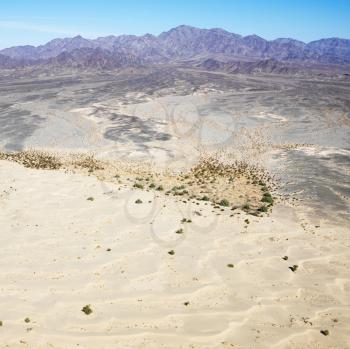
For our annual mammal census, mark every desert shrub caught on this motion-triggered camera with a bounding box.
[257,205,268,212]
[82,305,93,315]
[261,192,274,204]
[219,199,230,207]
[133,183,144,189]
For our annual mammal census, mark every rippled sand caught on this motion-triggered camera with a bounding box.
[0,160,349,348]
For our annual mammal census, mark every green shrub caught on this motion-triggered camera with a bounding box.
[82,305,93,315]
[258,205,268,212]
[133,183,144,189]
[261,192,274,204]
[219,199,230,207]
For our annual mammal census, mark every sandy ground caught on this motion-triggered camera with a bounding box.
[1,160,349,349]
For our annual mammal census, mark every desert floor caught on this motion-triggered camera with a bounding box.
[0,68,349,348]
[0,160,349,349]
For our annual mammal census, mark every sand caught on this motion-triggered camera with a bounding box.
[0,159,349,349]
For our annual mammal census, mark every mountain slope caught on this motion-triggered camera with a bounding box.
[1,25,349,69]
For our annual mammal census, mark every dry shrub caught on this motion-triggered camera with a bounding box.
[70,154,104,172]
[0,149,62,170]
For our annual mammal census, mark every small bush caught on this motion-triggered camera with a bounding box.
[156,185,164,191]
[175,228,184,234]
[133,183,144,189]
[135,199,143,204]
[201,196,210,201]
[258,205,268,212]
[82,305,93,315]
[289,265,298,272]
[261,192,274,205]
[24,318,30,323]
[149,183,156,188]
[87,197,94,201]
[227,264,234,268]
[219,199,230,207]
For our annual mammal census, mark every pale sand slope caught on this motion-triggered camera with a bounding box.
[0,160,349,349]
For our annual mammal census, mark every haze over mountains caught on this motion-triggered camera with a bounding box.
[1,25,350,71]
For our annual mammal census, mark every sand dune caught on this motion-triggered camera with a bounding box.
[0,160,349,348]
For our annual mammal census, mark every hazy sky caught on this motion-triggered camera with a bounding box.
[0,0,349,49]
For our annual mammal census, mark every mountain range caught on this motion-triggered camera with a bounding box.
[1,25,350,72]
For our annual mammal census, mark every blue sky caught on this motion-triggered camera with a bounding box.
[0,0,349,49]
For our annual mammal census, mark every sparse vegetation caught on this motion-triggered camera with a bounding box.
[0,150,62,170]
[0,151,274,215]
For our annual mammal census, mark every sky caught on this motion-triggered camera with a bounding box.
[0,0,349,49]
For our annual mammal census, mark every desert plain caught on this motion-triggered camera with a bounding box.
[0,66,349,348]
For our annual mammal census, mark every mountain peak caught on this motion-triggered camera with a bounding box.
[0,25,349,66]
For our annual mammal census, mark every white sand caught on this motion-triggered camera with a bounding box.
[0,160,349,348]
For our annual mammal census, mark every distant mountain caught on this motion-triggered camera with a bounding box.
[198,58,306,74]
[44,48,143,69]
[1,25,350,70]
